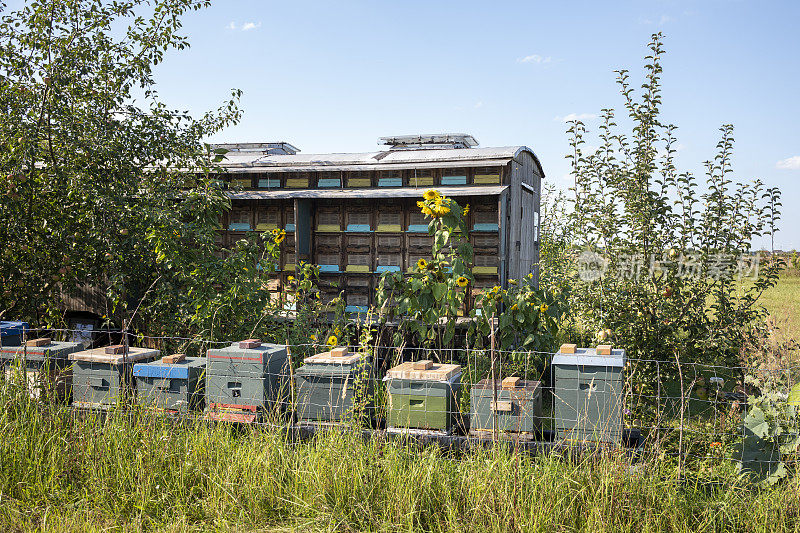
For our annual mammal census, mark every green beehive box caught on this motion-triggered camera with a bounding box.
[385,361,462,432]
[206,339,289,419]
[70,345,160,409]
[1,338,81,401]
[294,347,373,422]
[552,346,625,443]
[133,355,206,414]
[469,377,542,435]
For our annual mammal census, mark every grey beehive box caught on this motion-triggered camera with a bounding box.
[470,378,542,435]
[205,340,289,418]
[133,356,206,414]
[552,347,626,443]
[1,339,81,401]
[294,349,373,422]
[70,346,160,409]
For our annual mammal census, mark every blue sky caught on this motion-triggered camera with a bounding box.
[42,1,800,248]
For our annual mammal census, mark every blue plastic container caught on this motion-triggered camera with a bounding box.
[0,321,29,346]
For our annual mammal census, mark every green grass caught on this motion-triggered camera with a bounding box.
[759,276,800,340]
[0,386,798,532]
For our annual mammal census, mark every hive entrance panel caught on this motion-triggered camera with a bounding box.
[410,169,435,187]
[318,171,341,188]
[229,207,252,231]
[258,173,282,189]
[255,207,280,232]
[346,210,372,232]
[376,252,402,273]
[407,234,433,251]
[473,166,502,185]
[377,234,402,252]
[407,211,430,233]
[441,167,467,186]
[378,170,403,187]
[316,208,342,232]
[472,233,499,253]
[345,253,371,273]
[377,211,402,233]
[346,170,372,188]
[472,254,499,275]
[284,206,296,232]
[316,253,342,273]
[472,207,500,232]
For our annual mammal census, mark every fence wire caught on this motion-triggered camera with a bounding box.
[0,326,797,476]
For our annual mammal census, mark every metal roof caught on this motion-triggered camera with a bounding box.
[211,142,300,155]
[219,145,541,174]
[227,185,509,200]
[379,133,479,149]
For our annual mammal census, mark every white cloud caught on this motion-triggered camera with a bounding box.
[226,21,261,31]
[518,54,552,64]
[553,113,598,123]
[776,156,800,170]
[474,101,484,109]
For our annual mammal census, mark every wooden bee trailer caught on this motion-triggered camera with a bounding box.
[209,135,544,314]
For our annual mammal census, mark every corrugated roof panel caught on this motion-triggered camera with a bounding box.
[226,185,509,200]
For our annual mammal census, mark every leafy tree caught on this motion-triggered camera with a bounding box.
[0,0,284,342]
[564,33,782,389]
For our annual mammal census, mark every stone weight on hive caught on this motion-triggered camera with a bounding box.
[70,345,160,409]
[294,346,373,423]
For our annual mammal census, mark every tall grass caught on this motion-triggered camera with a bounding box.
[0,383,798,532]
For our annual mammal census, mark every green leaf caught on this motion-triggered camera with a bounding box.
[788,383,800,406]
[432,282,447,301]
[744,407,769,438]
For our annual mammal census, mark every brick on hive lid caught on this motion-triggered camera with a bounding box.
[412,360,433,370]
[239,339,261,349]
[162,353,186,364]
[105,344,126,355]
[559,343,577,355]
[26,337,51,347]
[596,344,612,356]
[501,376,521,389]
[330,346,349,358]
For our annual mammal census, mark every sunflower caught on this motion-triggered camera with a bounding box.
[435,204,451,216]
[327,335,338,347]
[275,233,285,244]
[271,228,280,235]
[508,279,517,285]
[539,304,548,313]
[423,189,438,201]
[489,286,500,295]
[456,276,469,288]
[287,275,295,282]
[511,304,518,311]
[462,204,470,216]
[417,258,428,270]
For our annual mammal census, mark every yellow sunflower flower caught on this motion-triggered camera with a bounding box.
[511,304,518,311]
[508,279,517,285]
[463,204,470,216]
[287,276,295,281]
[275,233,285,244]
[423,189,438,201]
[327,335,338,347]
[456,276,469,288]
[271,228,280,235]
[417,258,428,270]
[540,304,548,313]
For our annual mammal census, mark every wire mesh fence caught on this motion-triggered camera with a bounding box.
[0,326,797,478]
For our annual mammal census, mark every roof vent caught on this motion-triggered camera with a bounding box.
[379,134,478,150]
[210,142,300,155]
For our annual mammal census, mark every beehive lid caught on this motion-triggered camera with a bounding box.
[303,350,368,365]
[1,340,82,360]
[206,340,286,363]
[133,356,205,379]
[471,378,541,397]
[385,361,461,381]
[69,346,160,364]
[0,321,28,338]
[552,347,625,368]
